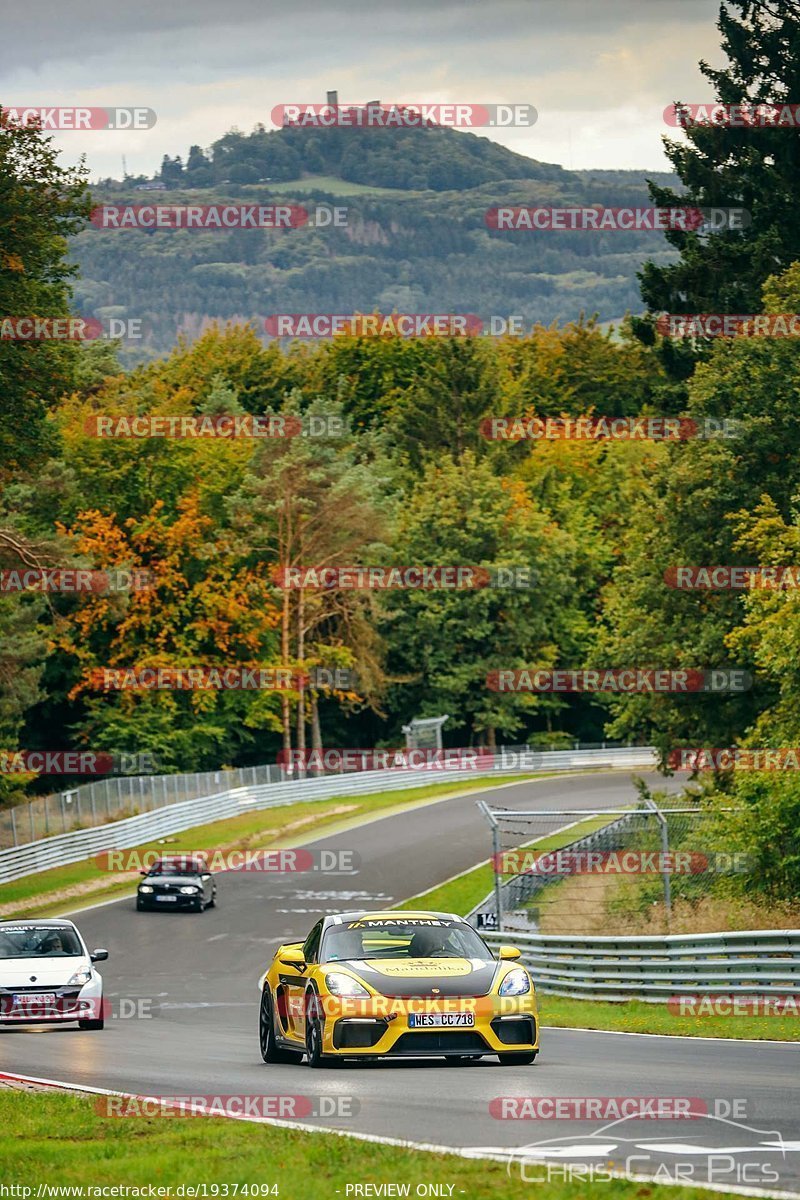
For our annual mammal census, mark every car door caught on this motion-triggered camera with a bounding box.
[282,921,322,1039]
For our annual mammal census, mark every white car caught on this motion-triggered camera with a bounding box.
[0,919,108,1030]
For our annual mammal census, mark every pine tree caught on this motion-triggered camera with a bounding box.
[637,1,800,334]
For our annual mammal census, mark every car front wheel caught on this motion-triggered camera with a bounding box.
[304,992,329,1068]
[259,988,303,1064]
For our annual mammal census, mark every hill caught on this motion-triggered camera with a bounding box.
[73,122,679,361]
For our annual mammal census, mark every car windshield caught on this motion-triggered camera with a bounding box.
[321,919,490,962]
[0,926,83,959]
[148,862,201,876]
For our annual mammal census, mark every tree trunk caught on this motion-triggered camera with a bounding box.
[487,725,497,750]
[295,588,306,777]
[310,689,323,776]
[281,587,292,762]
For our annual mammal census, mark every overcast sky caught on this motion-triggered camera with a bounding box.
[2,0,725,178]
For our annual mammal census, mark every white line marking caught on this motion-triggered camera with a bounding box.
[541,1025,800,1046]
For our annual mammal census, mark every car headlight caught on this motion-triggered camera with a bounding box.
[325,972,370,997]
[179,886,199,894]
[67,968,92,987]
[139,885,154,893]
[499,968,531,996]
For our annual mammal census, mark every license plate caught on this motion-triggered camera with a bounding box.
[156,895,177,902]
[408,1012,475,1027]
[10,994,54,1010]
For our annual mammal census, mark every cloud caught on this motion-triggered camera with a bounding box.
[1,0,723,175]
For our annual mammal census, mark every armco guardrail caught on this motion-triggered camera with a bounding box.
[479,928,800,1002]
[0,746,656,885]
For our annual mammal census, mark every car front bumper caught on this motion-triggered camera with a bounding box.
[320,994,539,1057]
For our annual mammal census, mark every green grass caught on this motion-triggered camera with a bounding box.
[0,1091,750,1199]
[539,993,800,1041]
[0,774,543,918]
[398,811,800,1041]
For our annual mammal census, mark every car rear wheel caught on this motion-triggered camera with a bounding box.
[259,988,303,1064]
[497,1050,538,1065]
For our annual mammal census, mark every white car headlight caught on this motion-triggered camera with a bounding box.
[325,972,369,997]
[499,968,531,996]
[139,885,154,893]
[180,886,199,894]
[67,968,93,987]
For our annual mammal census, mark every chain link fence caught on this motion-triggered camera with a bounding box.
[471,802,744,936]
[0,764,284,850]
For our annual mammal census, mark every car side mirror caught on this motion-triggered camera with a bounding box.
[202,873,211,879]
[498,944,521,961]
[139,870,148,876]
[90,949,109,963]
[279,947,306,969]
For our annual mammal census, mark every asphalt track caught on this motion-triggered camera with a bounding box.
[2,770,799,1196]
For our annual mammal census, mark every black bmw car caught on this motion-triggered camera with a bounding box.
[136,859,216,912]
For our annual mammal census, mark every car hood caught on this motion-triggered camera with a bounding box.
[337,957,498,998]
[0,956,90,987]
[140,875,201,887]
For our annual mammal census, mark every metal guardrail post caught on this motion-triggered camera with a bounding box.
[643,794,672,923]
[477,799,503,933]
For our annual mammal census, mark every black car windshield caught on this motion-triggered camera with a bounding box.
[321,919,490,962]
[148,862,201,876]
[0,925,83,958]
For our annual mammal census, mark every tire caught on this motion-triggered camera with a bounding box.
[208,893,216,909]
[304,991,329,1068]
[259,988,303,1065]
[497,1050,538,1065]
[136,900,144,911]
[193,899,204,912]
[78,1019,104,1030]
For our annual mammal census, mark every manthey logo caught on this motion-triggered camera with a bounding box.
[496,1110,797,1190]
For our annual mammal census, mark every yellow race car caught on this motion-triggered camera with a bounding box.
[257,910,539,1067]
